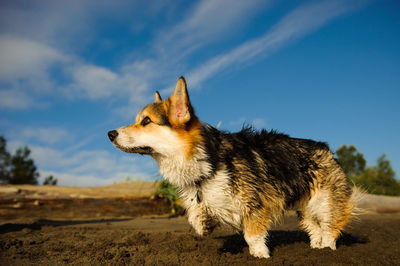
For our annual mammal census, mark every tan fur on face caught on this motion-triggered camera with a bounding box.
[113,87,204,160]
[114,103,183,156]
[172,117,203,159]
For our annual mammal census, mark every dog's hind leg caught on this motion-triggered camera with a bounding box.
[297,210,323,249]
[299,188,336,249]
[299,184,353,250]
[302,150,354,250]
[243,214,271,258]
[321,185,353,249]
[320,165,353,249]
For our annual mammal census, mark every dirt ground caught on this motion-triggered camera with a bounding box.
[1,184,400,265]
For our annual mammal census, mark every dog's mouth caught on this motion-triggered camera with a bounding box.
[115,144,153,155]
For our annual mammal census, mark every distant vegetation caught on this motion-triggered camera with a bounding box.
[153,180,182,215]
[43,175,58,186]
[0,135,57,185]
[336,145,400,196]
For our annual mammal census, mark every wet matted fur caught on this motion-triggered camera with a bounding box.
[108,77,357,259]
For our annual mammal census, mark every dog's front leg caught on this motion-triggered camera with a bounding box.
[243,214,271,259]
[187,205,217,236]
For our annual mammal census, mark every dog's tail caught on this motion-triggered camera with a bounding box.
[349,186,368,219]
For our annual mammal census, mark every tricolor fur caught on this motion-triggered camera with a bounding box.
[108,77,357,259]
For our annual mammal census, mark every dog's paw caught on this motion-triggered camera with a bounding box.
[192,224,210,236]
[321,234,337,250]
[200,229,212,236]
[310,237,322,249]
[191,218,217,236]
[194,225,215,236]
[249,245,270,259]
[245,232,270,258]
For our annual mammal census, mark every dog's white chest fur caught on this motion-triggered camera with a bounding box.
[181,169,243,229]
[155,148,211,187]
[155,148,243,230]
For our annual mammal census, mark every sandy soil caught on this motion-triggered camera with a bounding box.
[1,183,400,265]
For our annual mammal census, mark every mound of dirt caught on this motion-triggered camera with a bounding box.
[1,213,399,265]
[1,184,400,264]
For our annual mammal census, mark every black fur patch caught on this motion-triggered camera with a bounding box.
[201,125,330,208]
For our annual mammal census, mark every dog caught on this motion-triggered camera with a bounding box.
[108,77,358,258]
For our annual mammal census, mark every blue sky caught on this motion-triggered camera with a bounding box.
[0,0,399,186]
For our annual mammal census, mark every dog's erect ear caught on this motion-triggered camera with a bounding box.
[154,91,162,103]
[169,77,191,125]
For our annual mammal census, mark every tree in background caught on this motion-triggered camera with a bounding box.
[43,175,58,186]
[7,146,39,185]
[336,145,400,196]
[356,154,400,196]
[0,136,10,183]
[336,145,366,178]
[1,135,48,185]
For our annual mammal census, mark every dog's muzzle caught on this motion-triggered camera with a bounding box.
[108,130,118,142]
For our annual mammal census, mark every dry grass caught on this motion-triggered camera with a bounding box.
[0,182,160,199]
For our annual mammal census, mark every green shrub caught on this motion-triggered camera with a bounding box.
[153,180,182,214]
[336,145,400,196]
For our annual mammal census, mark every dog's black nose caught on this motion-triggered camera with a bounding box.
[108,130,118,142]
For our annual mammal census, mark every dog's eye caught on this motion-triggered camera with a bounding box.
[141,116,152,126]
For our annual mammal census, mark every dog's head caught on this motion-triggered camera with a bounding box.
[108,77,202,159]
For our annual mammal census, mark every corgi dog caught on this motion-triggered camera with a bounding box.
[108,77,357,259]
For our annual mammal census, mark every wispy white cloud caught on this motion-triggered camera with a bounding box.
[157,0,271,57]
[0,36,155,112]
[0,89,37,110]
[152,0,275,96]
[187,0,371,88]
[65,64,119,100]
[0,35,67,81]
[17,127,69,145]
[0,34,70,110]
[63,59,160,113]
